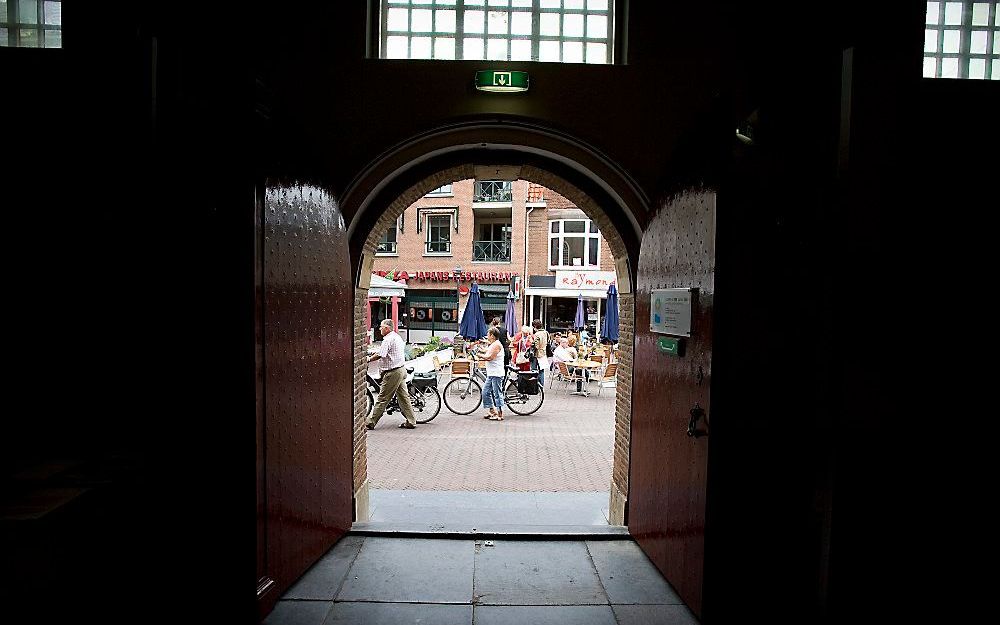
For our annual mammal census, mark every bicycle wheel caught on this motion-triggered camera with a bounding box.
[504,379,545,415]
[443,377,483,415]
[412,385,442,423]
[365,388,374,418]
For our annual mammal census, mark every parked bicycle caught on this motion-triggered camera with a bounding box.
[441,348,544,416]
[365,366,442,424]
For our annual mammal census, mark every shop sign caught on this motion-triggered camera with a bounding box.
[373,270,518,283]
[555,270,617,290]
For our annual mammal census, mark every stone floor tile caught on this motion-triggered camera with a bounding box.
[321,602,472,625]
[336,538,474,603]
[474,541,607,605]
[586,540,683,605]
[284,536,365,600]
[473,605,616,625]
[262,600,333,625]
[612,604,701,625]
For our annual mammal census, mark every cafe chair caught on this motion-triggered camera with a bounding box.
[597,363,618,396]
[450,359,472,379]
[432,354,452,374]
[555,361,584,390]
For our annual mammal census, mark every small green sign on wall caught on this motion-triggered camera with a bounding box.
[474,70,529,93]
[658,336,681,356]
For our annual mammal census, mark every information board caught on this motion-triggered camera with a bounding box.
[650,288,693,337]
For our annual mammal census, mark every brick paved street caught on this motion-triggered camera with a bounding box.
[366,376,616,492]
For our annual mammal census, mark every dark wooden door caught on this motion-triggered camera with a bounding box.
[256,184,355,618]
[628,190,716,618]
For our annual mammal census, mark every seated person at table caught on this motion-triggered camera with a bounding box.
[552,338,577,365]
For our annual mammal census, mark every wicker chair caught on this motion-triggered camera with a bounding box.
[554,361,584,390]
[597,363,618,396]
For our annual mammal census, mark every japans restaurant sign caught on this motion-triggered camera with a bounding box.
[373,270,518,283]
[555,270,617,290]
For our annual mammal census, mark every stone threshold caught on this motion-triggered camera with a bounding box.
[349,522,629,540]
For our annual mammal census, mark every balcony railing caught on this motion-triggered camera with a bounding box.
[472,240,511,263]
[473,180,513,203]
[376,240,397,254]
[425,240,452,254]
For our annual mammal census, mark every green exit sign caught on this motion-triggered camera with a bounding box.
[474,70,529,92]
[658,337,681,356]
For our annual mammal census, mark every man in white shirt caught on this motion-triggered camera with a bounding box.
[366,319,416,429]
[552,338,577,364]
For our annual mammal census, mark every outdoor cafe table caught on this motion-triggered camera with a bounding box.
[568,359,602,396]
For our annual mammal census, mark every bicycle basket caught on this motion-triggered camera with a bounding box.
[516,371,540,395]
[411,372,438,389]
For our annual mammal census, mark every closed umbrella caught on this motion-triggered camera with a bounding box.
[505,290,517,337]
[459,282,489,341]
[600,283,620,343]
[574,293,586,330]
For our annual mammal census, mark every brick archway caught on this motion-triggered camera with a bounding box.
[344,125,647,525]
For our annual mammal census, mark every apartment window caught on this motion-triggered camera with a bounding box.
[377,227,398,255]
[473,180,513,203]
[377,0,614,64]
[924,2,999,79]
[426,183,453,196]
[473,221,512,262]
[549,219,600,268]
[1,0,61,47]
[425,214,453,254]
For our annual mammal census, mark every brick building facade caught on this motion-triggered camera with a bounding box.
[369,179,617,343]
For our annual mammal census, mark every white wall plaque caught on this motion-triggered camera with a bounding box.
[650,288,693,336]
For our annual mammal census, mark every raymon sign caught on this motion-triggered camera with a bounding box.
[373,270,518,283]
[555,270,617,289]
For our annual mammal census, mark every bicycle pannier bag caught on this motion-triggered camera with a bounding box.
[517,371,540,395]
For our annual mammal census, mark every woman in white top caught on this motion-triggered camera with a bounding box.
[480,327,506,420]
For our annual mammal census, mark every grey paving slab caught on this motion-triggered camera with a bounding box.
[321,602,472,625]
[473,541,608,605]
[585,540,683,605]
[473,605,617,625]
[368,490,609,526]
[612,604,701,625]
[284,536,365,600]
[262,600,333,625]
[336,538,474,603]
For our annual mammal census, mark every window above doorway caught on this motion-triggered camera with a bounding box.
[1,0,62,48]
[923,1,999,79]
[375,0,615,64]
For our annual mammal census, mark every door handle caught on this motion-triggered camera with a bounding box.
[687,403,708,438]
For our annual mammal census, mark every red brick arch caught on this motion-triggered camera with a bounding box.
[343,124,646,525]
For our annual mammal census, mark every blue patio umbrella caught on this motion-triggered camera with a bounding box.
[459,282,489,341]
[574,293,586,330]
[505,290,517,337]
[600,283,620,343]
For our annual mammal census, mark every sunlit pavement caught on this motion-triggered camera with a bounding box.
[365,375,616,492]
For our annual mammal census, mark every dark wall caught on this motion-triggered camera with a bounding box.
[2,4,255,622]
[1,1,992,622]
